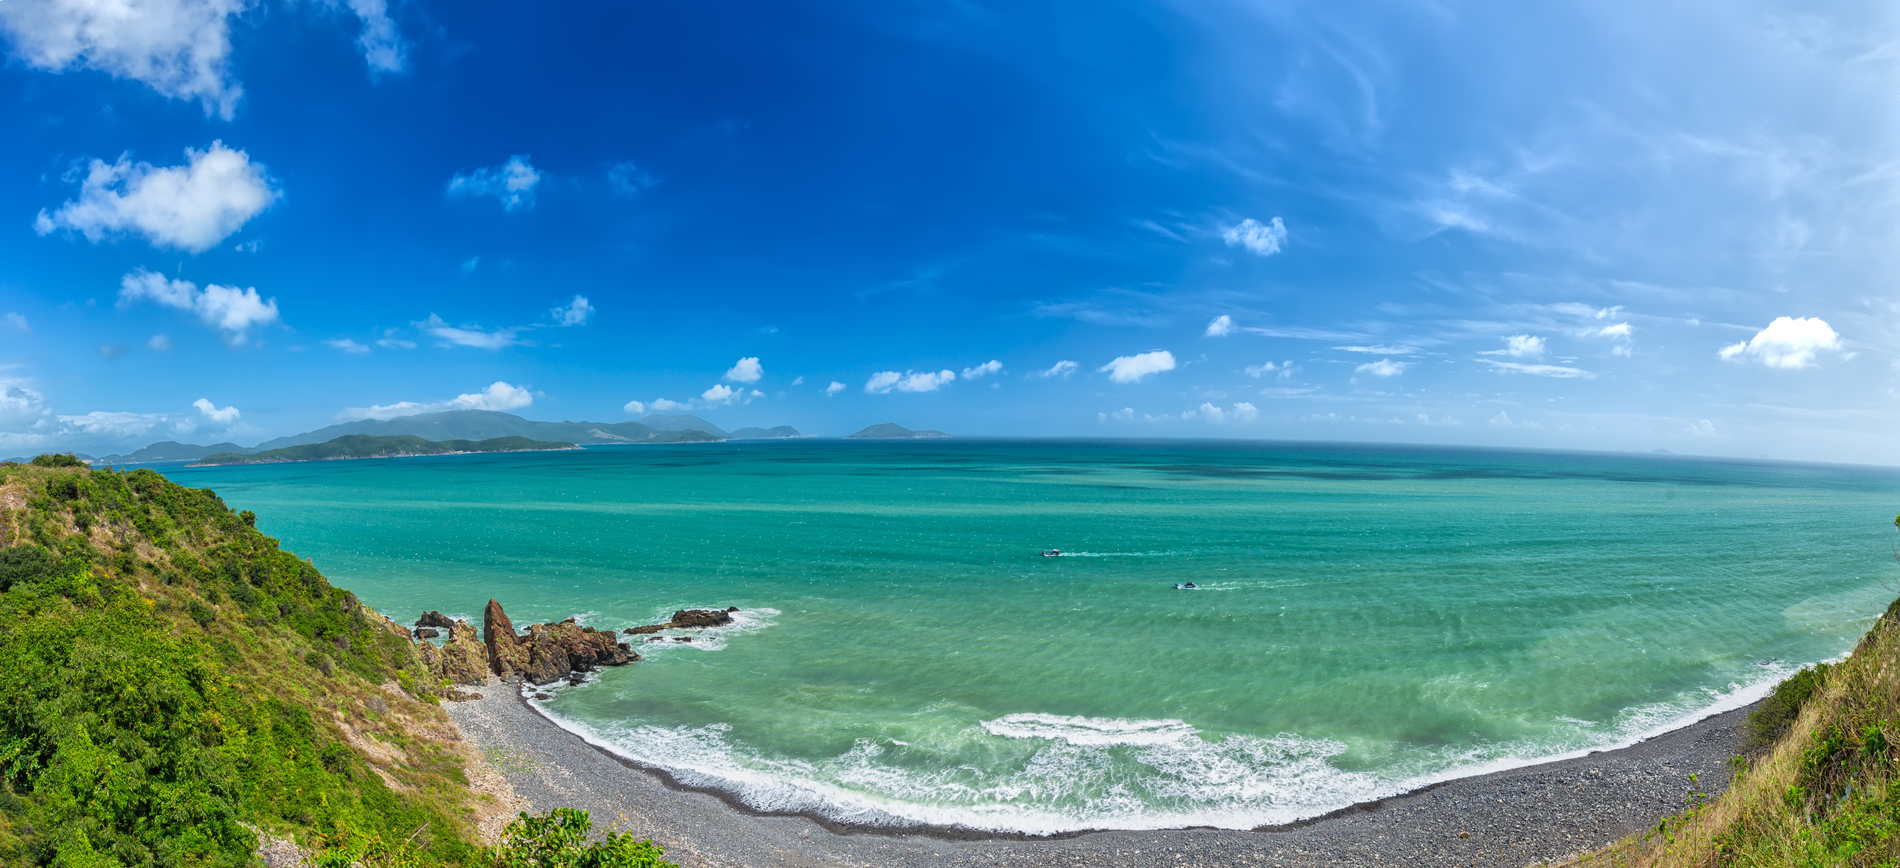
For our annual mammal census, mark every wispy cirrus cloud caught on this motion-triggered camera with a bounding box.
[416,314,524,349]
[1479,360,1594,379]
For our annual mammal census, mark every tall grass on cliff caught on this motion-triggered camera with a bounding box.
[0,455,482,865]
[1573,594,1900,867]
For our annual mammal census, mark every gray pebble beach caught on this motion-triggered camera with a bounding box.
[445,681,1753,868]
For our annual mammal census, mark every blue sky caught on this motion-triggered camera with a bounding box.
[1,0,1896,462]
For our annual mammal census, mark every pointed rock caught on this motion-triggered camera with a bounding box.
[484,598,528,678]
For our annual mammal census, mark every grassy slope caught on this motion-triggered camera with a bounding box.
[0,458,485,866]
[196,434,575,466]
[1573,597,1900,867]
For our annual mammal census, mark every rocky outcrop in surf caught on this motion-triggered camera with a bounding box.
[624,607,739,634]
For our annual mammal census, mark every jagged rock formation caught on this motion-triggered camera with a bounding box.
[417,619,489,686]
[480,598,638,686]
[416,611,455,629]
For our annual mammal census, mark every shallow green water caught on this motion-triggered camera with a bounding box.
[167,440,1900,832]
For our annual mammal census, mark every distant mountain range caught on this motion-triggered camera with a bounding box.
[4,412,972,466]
[194,434,578,466]
[250,410,734,450]
[62,410,810,466]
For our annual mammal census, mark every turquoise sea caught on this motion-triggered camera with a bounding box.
[167,440,1900,834]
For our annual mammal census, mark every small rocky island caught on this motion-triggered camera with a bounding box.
[410,599,740,690]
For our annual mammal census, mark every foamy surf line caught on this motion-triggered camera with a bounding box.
[512,667,1784,837]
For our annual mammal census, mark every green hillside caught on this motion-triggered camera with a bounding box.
[194,434,576,466]
[0,454,484,865]
[0,454,678,867]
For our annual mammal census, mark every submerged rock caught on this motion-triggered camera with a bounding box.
[625,607,741,634]
[669,608,735,629]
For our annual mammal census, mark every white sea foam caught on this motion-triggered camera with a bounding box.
[982,713,1198,747]
[1052,551,1174,557]
[527,668,1799,836]
[532,702,1393,834]
[627,606,781,654]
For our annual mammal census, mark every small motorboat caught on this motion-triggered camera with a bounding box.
[1174,582,1197,590]
[1041,549,1062,557]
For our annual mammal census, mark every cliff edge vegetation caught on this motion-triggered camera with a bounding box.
[1573,591,1900,867]
[0,454,673,867]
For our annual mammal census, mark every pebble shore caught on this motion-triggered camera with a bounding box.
[444,682,1753,868]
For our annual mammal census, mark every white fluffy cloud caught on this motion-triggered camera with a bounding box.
[0,382,49,429]
[1246,360,1294,379]
[1355,358,1409,377]
[725,357,763,383]
[1037,360,1079,379]
[1205,315,1234,337]
[622,400,646,415]
[650,398,686,411]
[56,410,166,440]
[37,142,276,253]
[550,295,594,326]
[341,381,533,420]
[346,0,406,73]
[1195,401,1259,424]
[1099,350,1176,383]
[1720,317,1841,369]
[447,156,542,211]
[192,397,238,424]
[865,370,956,394]
[1491,335,1545,358]
[824,381,845,397]
[325,338,370,354]
[961,360,1002,379]
[119,268,279,344]
[417,314,521,349]
[1221,217,1287,256]
[701,384,739,404]
[0,0,246,116]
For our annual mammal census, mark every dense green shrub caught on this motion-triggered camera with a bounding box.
[489,810,678,868]
[0,460,475,865]
[1750,663,1831,744]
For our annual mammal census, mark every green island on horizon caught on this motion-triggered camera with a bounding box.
[191,433,581,466]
